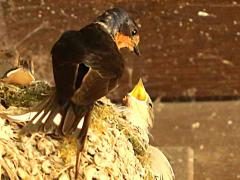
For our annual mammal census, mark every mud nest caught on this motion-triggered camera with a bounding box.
[0,82,153,180]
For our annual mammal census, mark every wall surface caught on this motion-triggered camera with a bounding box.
[1,0,240,101]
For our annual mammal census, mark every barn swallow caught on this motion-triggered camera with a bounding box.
[123,79,154,131]
[21,8,140,177]
[122,79,153,156]
[123,80,174,180]
[0,48,35,86]
[1,67,35,85]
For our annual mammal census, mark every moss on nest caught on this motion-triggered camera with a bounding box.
[0,81,51,108]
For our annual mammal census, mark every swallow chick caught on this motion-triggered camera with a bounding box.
[1,67,35,86]
[123,79,174,180]
[123,78,154,131]
[21,8,140,177]
[0,48,35,86]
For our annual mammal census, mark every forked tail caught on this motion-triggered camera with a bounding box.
[21,92,87,136]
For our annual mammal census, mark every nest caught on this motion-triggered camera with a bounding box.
[0,81,51,113]
[0,82,153,180]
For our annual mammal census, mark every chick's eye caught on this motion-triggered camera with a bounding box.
[131,29,137,36]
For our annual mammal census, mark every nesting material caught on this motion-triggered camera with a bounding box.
[0,81,51,111]
[0,82,154,179]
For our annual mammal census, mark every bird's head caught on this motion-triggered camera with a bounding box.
[1,67,35,85]
[96,8,140,55]
[123,79,154,130]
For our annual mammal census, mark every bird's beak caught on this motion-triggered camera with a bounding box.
[134,44,140,56]
[129,78,147,101]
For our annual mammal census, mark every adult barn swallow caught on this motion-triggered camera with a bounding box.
[21,7,140,176]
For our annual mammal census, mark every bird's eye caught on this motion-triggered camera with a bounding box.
[131,29,137,36]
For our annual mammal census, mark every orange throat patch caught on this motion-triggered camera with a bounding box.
[114,32,139,51]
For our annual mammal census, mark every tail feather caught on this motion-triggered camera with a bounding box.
[62,105,86,135]
[68,107,86,134]
[62,106,76,135]
[20,92,88,136]
[43,104,61,133]
[20,109,48,133]
[20,94,57,134]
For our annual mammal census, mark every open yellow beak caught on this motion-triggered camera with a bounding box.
[129,78,147,101]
